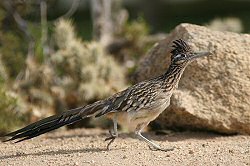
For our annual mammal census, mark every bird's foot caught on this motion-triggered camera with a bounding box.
[105,130,117,150]
[148,144,175,152]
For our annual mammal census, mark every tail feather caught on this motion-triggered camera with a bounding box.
[5,115,59,137]
[2,100,108,143]
[14,116,82,143]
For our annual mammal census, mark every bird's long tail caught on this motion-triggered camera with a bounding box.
[2,100,107,143]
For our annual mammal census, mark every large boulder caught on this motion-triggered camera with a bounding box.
[133,23,250,134]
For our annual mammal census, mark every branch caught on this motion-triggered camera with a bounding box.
[3,0,35,57]
[40,0,49,58]
[58,0,80,19]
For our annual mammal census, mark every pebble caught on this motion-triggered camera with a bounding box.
[189,150,194,154]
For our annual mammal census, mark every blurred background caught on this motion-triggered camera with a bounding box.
[0,0,249,134]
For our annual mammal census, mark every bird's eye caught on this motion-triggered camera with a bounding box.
[176,54,186,59]
[180,54,186,58]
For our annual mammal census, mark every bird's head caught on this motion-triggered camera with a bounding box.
[170,39,211,67]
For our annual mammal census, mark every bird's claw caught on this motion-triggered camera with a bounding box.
[104,129,117,150]
[148,145,174,152]
[104,136,115,142]
[105,129,117,141]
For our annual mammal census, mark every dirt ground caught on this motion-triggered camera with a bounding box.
[0,128,249,166]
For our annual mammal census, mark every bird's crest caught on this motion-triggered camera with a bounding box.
[170,39,191,58]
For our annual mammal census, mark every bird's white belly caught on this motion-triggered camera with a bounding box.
[116,99,170,131]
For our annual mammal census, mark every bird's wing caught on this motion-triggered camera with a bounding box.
[95,80,161,117]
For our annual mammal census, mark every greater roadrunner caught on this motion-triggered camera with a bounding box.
[2,39,211,151]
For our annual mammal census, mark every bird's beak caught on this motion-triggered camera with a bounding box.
[189,51,212,61]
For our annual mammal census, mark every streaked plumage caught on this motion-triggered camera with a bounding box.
[2,39,211,151]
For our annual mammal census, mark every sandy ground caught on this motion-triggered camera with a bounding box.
[0,128,249,166]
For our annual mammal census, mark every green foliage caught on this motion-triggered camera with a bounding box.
[0,32,26,78]
[0,8,26,79]
[15,19,127,121]
[52,19,127,103]
[0,54,8,81]
[0,85,27,133]
[117,17,153,62]
[114,17,153,76]
[123,17,150,43]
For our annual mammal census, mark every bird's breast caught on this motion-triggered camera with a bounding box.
[106,98,170,131]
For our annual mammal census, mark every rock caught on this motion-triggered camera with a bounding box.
[133,23,250,134]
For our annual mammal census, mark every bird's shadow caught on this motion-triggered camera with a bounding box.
[0,132,131,160]
[0,130,227,160]
[45,130,224,142]
[46,131,133,140]
[148,130,225,142]
[0,147,108,160]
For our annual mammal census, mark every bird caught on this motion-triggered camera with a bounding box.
[2,39,211,151]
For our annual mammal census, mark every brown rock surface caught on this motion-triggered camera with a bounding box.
[133,23,250,134]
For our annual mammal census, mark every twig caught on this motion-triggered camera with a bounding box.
[57,0,80,19]
[3,0,35,57]
[40,0,49,59]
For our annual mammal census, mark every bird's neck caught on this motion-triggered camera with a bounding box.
[161,64,186,92]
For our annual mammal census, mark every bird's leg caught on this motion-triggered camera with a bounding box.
[135,123,174,152]
[105,114,118,150]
